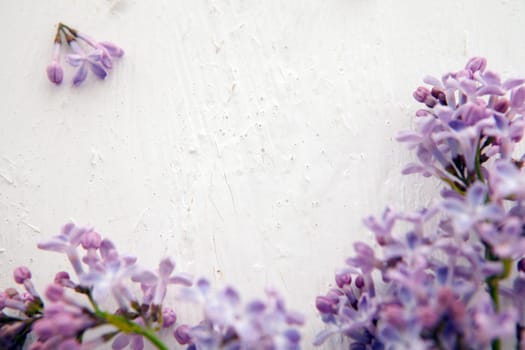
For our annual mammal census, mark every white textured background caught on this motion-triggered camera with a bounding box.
[1,0,525,348]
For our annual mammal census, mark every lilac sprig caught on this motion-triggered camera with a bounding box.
[46,23,124,86]
[397,57,525,192]
[23,223,192,350]
[174,278,305,350]
[316,58,525,350]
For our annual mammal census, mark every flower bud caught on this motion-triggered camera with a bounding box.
[173,325,192,345]
[46,62,64,85]
[13,266,31,284]
[465,57,487,73]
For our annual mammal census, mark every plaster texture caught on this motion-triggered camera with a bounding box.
[1,0,525,348]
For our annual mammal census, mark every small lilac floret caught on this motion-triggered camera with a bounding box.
[162,307,177,328]
[46,42,63,85]
[13,266,31,284]
[174,325,192,345]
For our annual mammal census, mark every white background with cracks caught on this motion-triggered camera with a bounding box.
[1,0,525,348]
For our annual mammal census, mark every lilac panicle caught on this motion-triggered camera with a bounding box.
[397,57,525,191]
[316,58,525,350]
[47,23,124,86]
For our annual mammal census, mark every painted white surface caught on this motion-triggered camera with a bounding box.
[1,0,525,348]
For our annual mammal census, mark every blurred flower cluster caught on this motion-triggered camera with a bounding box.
[315,58,525,350]
[46,23,124,86]
[0,224,303,349]
[174,278,304,350]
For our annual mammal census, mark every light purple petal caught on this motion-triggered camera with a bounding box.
[99,41,125,57]
[72,64,88,86]
[168,272,193,286]
[503,78,525,90]
[65,54,85,67]
[132,270,158,285]
[112,334,130,350]
[90,63,108,80]
[511,86,525,108]
[159,257,175,278]
[466,182,487,207]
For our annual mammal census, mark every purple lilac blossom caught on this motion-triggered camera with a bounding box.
[176,278,304,350]
[316,58,525,349]
[46,23,124,86]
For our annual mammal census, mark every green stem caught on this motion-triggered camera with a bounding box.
[96,310,169,350]
[475,139,485,182]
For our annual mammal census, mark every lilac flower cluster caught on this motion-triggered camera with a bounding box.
[315,58,525,350]
[174,278,305,350]
[0,223,191,350]
[46,23,124,86]
[0,223,304,350]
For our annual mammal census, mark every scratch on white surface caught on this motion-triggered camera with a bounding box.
[208,174,224,221]
[22,222,41,233]
[211,234,220,280]
[90,148,104,167]
[212,38,224,53]
[223,172,237,214]
[226,83,237,103]
[2,156,16,166]
[0,172,14,185]
[133,208,149,232]
[9,202,28,212]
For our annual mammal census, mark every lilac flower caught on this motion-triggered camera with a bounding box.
[131,257,192,306]
[75,31,124,69]
[38,222,88,277]
[79,239,138,309]
[177,279,304,350]
[46,23,124,86]
[441,181,504,235]
[66,40,108,85]
[397,58,525,191]
[46,42,64,85]
[489,159,525,201]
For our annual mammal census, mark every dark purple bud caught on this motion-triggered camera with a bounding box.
[494,98,510,113]
[465,57,487,73]
[413,86,430,103]
[315,296,337,314]
[13,266,31,284]
[162,307,177,328]
[173,325,192,345]
[518,258,525,273]
[431,87,446,105]
[355,275,365,289]
[81,231,102,249]
[335,270,352,288]
[46,62,64,85]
